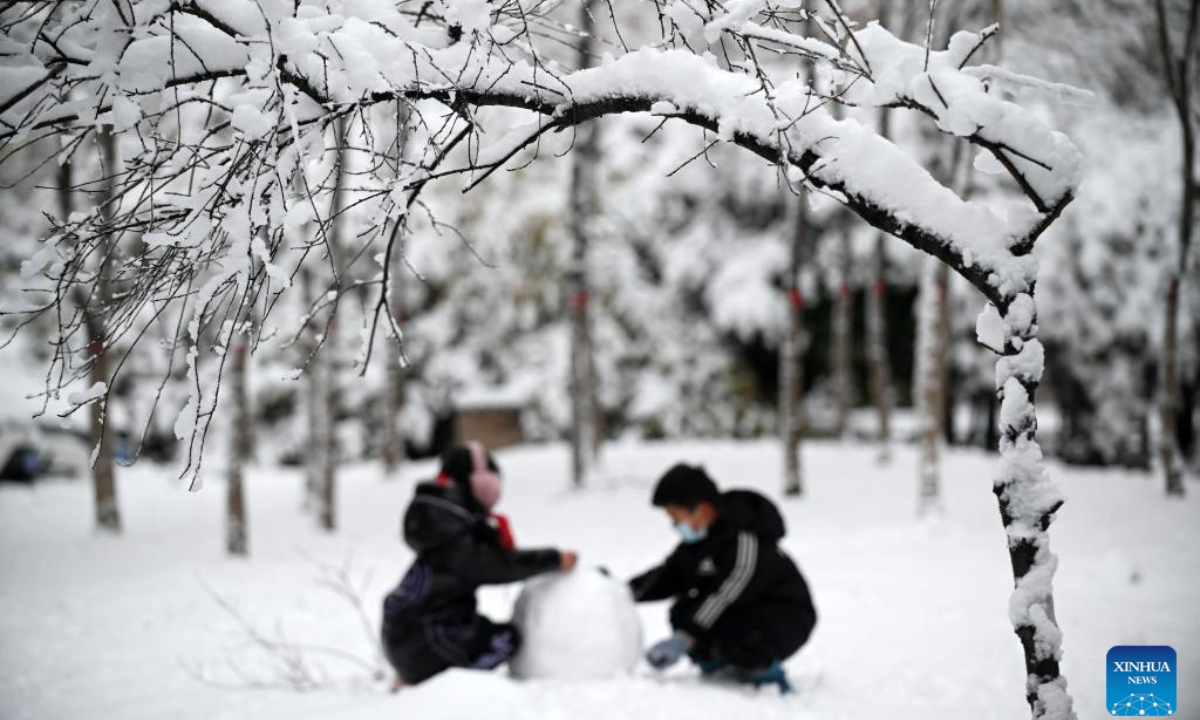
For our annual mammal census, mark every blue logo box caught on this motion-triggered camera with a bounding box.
[1107,646,1177,716]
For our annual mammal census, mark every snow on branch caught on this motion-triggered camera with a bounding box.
[0,0,1082,482]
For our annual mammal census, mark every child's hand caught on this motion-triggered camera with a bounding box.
[559,551,579,572]
[645,632,691,670]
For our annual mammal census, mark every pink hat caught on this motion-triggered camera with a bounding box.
[468,441,502,510]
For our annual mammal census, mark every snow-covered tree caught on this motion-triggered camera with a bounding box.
[1152,0,1196,496]
[0,1,1087,715]
[567,0,602,487]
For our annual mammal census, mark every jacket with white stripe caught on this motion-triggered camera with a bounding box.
[629,490,815,641]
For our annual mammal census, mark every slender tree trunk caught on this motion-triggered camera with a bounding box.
[916,259,950,515]
[226,326,250,556]
[866,109,894,461]
[1161,277,1184,494]
[937,265,954,447]
[320,321,338,531]
[84,128,121,533]
[568,0,600,487]
[302,269,322,511]
[916,131,965,512]
[382,311,406,476]
[866,231,893,460]
[379,225,407,477]
[781,190,808,497]
[317,117,348,530]
[1156,0,1196,497]
[832,224,854,438]
[989,291,1075,720]
[382,110,409,477]
[915,258,940,513]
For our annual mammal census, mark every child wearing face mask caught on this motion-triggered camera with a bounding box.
[381,442,578,689]
[629,464,816,693]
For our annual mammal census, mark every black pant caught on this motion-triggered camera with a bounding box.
[674,601,814,670]
[382,614,521,684]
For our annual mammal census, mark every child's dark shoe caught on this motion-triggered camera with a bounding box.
[696,658,729,676]
[743,661,792,694]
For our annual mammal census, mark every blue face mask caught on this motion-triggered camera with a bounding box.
[675,521,708,544]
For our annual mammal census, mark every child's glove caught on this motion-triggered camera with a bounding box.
[645,631,691,670]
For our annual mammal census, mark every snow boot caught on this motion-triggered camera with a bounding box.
[740,661,792,694]
[697,658,729,676]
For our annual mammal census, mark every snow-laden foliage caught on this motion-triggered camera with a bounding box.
[1039,111,1186,468]
[1,0,1080,480]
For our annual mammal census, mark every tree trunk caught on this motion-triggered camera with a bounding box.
[85,128,121,533]
[866,108,894,461]
[916,129,965,512]
[318,117,348,530]
[1156,0,1196,497]
[832,224,854,438]
[916,260,951,515]
[382,110,409,478]
[866,232,893,460]
[226,327,250,556]
[380,226,407,477]
[936,265,955,444]
[382,313,406,476]
[914,259,938,513]
[568,0,600,488]
[989,291,1075,720]
[781,190,808,497]
[1161,275,1186,496]
[303,270,322,511]
[319,321,338,531]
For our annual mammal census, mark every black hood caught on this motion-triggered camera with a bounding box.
[403,482,480,554]
[712,490,787,542]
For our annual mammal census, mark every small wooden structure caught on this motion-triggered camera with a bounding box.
[454,387,528,450]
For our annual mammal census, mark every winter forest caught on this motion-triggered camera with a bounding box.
[0,0,1197,718]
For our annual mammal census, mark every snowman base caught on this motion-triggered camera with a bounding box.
[509,569,643,680]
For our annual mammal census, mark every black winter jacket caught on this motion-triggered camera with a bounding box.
[629,490,816,642]
[384,482,561,626]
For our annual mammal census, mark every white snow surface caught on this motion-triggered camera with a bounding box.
[0,440,1196,720]
[510,569,642,680]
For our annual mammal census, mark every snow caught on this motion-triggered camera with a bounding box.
[860,24,1082,204]
[456,383,532,410]
[975,302,1006,353]
[67,382,107,407]
[510,570,642,680]
[1,440,1196,720]
[116,15,249,94]
[231,104,273,140]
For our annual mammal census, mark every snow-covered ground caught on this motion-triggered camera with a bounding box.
[1,440,1196,720]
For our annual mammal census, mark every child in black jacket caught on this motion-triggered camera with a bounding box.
[382,443,577,688]
[630,464,816,692]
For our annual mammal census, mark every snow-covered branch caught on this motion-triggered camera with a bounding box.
[1,0,1080,468]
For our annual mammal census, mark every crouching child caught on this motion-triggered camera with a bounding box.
[381,443,578,688]
[630,464,816,692]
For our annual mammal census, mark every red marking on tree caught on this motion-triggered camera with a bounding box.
[788,287,804,309]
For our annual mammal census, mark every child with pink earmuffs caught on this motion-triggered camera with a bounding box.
[381,442,578,689]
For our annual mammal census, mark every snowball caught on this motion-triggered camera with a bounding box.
[510,569,642,680]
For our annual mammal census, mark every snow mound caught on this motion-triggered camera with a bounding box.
[510,569,643,680]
